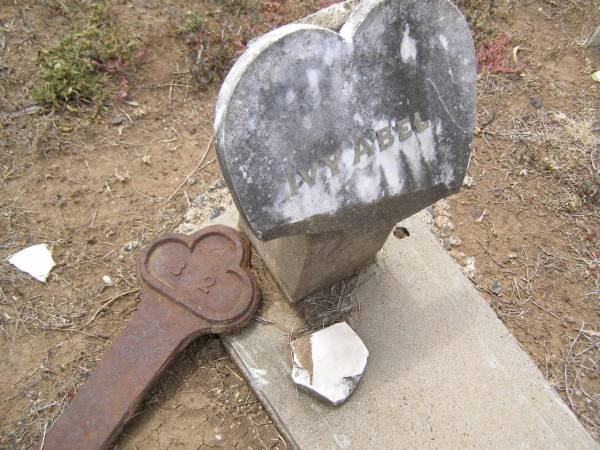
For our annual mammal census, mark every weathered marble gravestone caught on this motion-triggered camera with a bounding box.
[215,0,476,301]
[206,3,598,448]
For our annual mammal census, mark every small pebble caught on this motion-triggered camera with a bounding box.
[102,275,113,285]
[210,207,224,219]
[433,215,454,237]
[529,96,543,109]
[462,176,475,187]
[111,115,124,126]
[443,236,461,250]
[469,207,485,223]
[489,280,502,296]
[462,256,476,278]
[123,241,139,252]
[193,193,206,207]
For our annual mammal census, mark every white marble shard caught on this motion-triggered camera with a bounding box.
[8,244,56,282]
[291,322,368,406]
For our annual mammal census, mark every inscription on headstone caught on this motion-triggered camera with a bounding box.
[215,0,476,241]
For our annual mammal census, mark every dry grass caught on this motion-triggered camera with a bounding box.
[291,274,364,341]
[477,107,600,216]
[249,248,366,342]
[554,326,600,437]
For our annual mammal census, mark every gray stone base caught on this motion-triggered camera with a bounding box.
[240,218,393,302]
[213,210,597,450]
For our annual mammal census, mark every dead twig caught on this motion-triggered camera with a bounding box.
[476,238,507,269]
[39,422,47,450]
[529,299,562,320]
[85,288,140,327]
[166,136,214,202]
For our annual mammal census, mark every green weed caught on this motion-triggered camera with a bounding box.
[44,0,74,16]
[581,173,600,205]
[184,12,206,34]
[33,3,137,109]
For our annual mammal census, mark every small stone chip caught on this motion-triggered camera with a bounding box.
[291,322,368,406]
[489,280,502,296]
[110,115,124,126]
[463,176,475,187]
[469,207,485,223]
[123,241,139,252]
[9,244,56,282]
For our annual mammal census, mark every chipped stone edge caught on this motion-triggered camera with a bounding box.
[215,0,375,146]
[296,0,360,31]
[291,323,369,407]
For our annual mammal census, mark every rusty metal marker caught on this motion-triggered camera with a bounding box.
[43,225,259,450]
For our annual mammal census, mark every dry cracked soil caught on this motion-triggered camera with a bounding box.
[1,0,599,448]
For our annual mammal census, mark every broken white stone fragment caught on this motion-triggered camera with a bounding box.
[462,256,477,278]
[462,176,475,187]
[8,244,56,282]
[291,322,368,406]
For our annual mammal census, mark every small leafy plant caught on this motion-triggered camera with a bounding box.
[581,173,600,205]
[33,3,137,109]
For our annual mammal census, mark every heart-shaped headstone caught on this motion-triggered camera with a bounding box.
[215,0,476,241]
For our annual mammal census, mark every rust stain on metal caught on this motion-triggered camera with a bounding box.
[43,225,259,450]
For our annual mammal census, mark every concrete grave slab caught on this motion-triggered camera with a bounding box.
[215,0,476,241]
[208,209,598,450]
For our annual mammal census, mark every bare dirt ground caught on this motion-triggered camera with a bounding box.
[0,0,599,448]
[438,0,600,437]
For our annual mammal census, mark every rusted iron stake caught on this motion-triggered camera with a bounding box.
[43,225,259,450]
